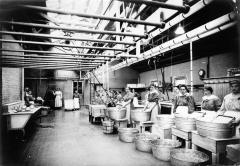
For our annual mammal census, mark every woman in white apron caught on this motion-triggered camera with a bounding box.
[144,84,160,123]
[55,88,62,108]
[122,87,134,126]
[173,84,195,114]
[217,80,240,136]
[73,90,80,110]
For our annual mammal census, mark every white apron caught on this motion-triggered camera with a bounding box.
[55,91,62,107]
[125,102,131,123]
[73,98,80,109]
[148,102,158,123]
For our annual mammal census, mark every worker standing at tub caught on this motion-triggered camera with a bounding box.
[217,80,240,136]
[144,84,160,122]
[122,87,134,126]
[201,86,221,112]
[173,84,195,114]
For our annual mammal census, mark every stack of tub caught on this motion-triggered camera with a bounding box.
[152,114,175,139]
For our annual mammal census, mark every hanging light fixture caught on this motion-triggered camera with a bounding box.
[175,24,185,35]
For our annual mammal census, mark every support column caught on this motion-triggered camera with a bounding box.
[190,41,193,95]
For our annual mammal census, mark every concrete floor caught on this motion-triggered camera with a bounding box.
[2,107,171,166]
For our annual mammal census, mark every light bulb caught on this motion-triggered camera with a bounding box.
[175,25,185,35]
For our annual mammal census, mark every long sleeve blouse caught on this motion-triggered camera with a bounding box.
[173,94,195,113]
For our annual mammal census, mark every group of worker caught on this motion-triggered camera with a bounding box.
[116,79,240,134]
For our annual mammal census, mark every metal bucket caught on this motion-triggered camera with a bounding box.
[170,148,209,166]
[151,139,181,161]
[156,115,175,128]
[131,108,151,122]
[118,128,139,143]
[134,133,158,153]
[108,107,126,120]
[196,118,234,139]
[102,121,114,134]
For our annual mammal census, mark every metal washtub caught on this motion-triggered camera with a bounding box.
[134,133,158,153]
[174,112,204,131]
[118,128,139,143]
[107,107,126,120]
[151,139,181,161]
[196,116,235,139]
[131,108,151,122]
[156,114,175,128]
[170,148,209,166]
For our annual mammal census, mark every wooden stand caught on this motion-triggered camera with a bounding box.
[191,131,240,164]
[132,121,154,133]
[88,105,106,123]
[152,124,172,139]
[171,126,192,149]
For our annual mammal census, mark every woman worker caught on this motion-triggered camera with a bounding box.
[122,87,134,126]
[143,84,160,122]
[173,84,195,114]
[201,86,221,112]
[217,80,240,136]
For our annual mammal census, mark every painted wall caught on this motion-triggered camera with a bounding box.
[139,53,238,102]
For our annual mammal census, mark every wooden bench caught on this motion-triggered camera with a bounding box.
[171,126,192,149]
[191,131,240,164]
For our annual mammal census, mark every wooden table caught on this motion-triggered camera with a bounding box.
[88,105,106,123]
[191,131,240,164]
[132,121,154,133]
[171,126,192,149]
[2,106,42,136]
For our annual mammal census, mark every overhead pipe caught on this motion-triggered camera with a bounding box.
[0,39,126,52]
[0,31,135,45]
[1,59,101,65]
[2,63,98,67]
[112,13,236,70]
[116,0,190,13]
[0,48,137,59]
[113,21,236,70]
[0,21,147,38]
[20,5,165,28]
[126,0,214,53]
[0,54,109,61]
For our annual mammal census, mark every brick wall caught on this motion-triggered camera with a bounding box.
[2,34,23,105]
[2,68,22,104]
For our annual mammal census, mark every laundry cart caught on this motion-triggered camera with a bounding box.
[64,99,74,111]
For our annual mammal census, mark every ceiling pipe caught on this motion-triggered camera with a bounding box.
[0,39,126,52]
[0,31,135,45]
[2,63,98,68]
[0,54,109,61]
[2,58,100,65]
[112,13,236,70]
[20,5,165,28]
[0,21,147,38]
[116,0,190,13]
[0,48,137,59]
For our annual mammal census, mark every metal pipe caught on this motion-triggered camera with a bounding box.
[0,39,126,52]
[0,21,147,38]
[190,41,193,95]
[112,17,236,70]
[116,0,190,13]
[1,49,114,58]
[1,59,101,65]
[1,54,109,61]
[21,5,165,27]
[0,48,137,58]
[0,31,135,45]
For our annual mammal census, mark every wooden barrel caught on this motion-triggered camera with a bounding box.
[102,121,114,134]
